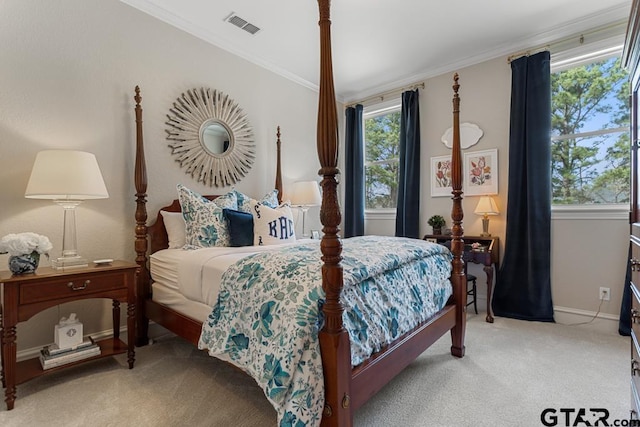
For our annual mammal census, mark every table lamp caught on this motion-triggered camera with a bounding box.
[290,181,321,238]
[25,150,109,269]
[474,195,499,237]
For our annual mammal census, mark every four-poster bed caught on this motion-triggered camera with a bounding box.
[132,1,466,425]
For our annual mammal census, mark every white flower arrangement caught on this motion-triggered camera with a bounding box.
[0,232,53,257]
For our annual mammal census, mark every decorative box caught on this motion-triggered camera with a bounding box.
[54,313,83,350]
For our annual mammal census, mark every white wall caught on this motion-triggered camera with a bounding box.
[0,0,324,350]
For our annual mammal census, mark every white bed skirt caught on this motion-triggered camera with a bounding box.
[151,281,212,323]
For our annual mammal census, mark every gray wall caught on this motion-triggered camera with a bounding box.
[0,1,625,354]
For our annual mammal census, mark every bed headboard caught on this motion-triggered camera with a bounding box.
[140,125,284,256]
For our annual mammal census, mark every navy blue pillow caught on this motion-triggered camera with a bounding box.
[223,208,254,247]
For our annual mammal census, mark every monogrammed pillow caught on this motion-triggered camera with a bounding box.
[251,203,296,246]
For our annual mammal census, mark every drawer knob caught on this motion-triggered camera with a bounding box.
[633,359,640,377]
[633,309,640,324]
[632,258,640,271]
[67,280,90,291]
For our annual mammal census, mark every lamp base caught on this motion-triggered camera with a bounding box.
[51,256,88,270]
[480,217,491,237]
[299,206,310,238]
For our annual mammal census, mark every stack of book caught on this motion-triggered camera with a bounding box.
[39,337,100,370]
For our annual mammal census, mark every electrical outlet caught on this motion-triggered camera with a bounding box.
[599,287,610,301]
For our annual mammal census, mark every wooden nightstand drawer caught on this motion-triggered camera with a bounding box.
[19,271,125,304]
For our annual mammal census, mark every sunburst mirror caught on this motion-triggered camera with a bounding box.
[166,88,255,187]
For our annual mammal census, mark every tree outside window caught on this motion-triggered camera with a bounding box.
[551,56,629,205]
[364,109,400,209]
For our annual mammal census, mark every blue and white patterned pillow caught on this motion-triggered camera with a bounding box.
[177,184,237,248]
[235,189,279,213]
[251,202,296,245]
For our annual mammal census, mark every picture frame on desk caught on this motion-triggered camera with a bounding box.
[463,148,498,196]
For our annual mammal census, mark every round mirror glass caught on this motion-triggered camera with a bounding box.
[200,120,232,155]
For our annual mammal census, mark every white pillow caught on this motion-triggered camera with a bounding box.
[251,203,297,246]
[160,211,186,249]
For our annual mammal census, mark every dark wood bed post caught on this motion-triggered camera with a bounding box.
[134,86,150,346]
[449,74,466,357]
[275,126,283,204]
[316,1,352,426]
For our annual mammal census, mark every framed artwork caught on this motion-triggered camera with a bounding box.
[430,155,452,197]
[463,149,498,196]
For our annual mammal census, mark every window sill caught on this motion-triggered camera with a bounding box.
[551,204,628,220]
[365,209,396,220]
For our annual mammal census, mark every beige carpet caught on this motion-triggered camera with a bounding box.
[0,314,628,427]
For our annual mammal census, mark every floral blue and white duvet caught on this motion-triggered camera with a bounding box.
[198,235,452,427]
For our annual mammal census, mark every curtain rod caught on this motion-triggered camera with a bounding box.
[507,19,627,63]
[345,81,425,109]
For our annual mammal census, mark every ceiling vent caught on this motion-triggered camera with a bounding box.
[225,12,261,35]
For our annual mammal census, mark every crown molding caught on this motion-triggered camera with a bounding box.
[120,0,628,105]
[120,0,321,94]
[343,4,631,103]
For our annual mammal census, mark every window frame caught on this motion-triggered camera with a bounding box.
[362,99,402,218]
[550,35,630,215]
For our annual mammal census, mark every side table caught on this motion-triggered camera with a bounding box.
[0,260,137,410]
[424,235,499,322]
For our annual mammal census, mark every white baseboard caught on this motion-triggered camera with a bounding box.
[12,304,622,363]
[472,296,621,334]
[15,327,123,363]
[14,321,179,363]
[553,305,620,334]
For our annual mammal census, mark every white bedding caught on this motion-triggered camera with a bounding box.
[151,282,212,323]
[150,241,309,308]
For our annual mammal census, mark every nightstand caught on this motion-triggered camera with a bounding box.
[0,261,137,410]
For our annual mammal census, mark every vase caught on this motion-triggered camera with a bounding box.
[432,227,442,235]
[8,251,40,275]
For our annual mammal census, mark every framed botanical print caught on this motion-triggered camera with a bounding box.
[463,149,498,196]
[430,155,452,197]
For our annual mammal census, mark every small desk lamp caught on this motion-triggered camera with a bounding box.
[290,181,321,238]
[474,195,499,237]
[25,150,109,269]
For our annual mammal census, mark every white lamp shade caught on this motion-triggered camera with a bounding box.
[474,196,499,216]
[290,181,322,206]
[25,150,109,200]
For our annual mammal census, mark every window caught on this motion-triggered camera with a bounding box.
[551,52,629,205]
[364,103,401,210]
